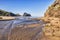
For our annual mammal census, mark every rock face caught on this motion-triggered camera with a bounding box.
[42,0,60,40]
[42,18,60,40]
[45,0,60,18]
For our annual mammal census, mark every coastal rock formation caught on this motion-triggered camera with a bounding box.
[23,12,31,16]
[42,18,60,40]
[45,0,60,18]
[41,0,60,40]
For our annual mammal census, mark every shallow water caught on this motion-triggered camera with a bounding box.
[0,17,45,40]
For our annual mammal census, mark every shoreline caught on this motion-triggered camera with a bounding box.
[0,16,15,21]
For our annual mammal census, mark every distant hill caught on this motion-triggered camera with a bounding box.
[0,9,31,16]
[0,9,21,16]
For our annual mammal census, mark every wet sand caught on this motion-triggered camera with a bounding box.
[0,19,45,40]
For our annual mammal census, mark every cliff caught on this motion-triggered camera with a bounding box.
[41,0,60,40]
[45,0,60,18]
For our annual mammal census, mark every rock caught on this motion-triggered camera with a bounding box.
[44,0,60,18]
[53,31,60,37]
[40,0,60,40]
[23,12,31,16]
[50,18,60,26]
[43,27,53,36]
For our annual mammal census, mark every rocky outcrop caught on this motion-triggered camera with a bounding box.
[42,18,60,40]
[45,0,60,18]
[41,0,60,40]
[23,12,31,16]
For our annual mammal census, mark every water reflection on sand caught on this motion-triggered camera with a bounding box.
[0,17,45,40]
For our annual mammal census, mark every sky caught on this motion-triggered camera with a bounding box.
[0,0,54,17]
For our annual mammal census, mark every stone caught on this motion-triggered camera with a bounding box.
[53,31,60,37]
